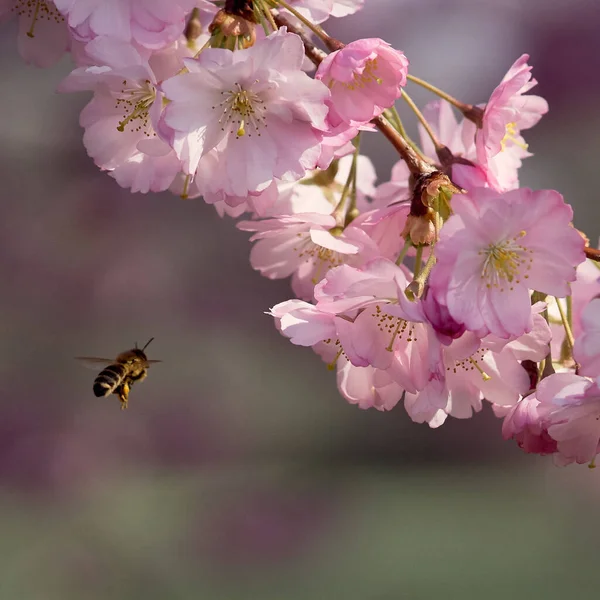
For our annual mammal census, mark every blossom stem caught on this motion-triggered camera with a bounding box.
[555,296,575,353]
[268,0,338,48]
[408,247,437,299]
[332,141,360,227]
[401,90,442,151]
[257,0,278,32]
[406,74,470,112]
[396,239,413,266]
[413,245,424,277]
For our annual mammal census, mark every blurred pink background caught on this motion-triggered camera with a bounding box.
[0,1,599,598]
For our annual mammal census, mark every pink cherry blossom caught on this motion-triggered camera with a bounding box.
[336,358,403,411]
[405,308,551,428]
[59,37,182,193]
[53,0,197,49]
[315,38,408,126]
[351,202,410,261]
[0,0,70,67]
[574,298,600,380]
[386,99,527,194]
[499,393,558,455]
[161,29,330,198]
[282,0,362,24]
[549,260,600,362]
[313,259,429,388]
[331,0,364,17]
[429,187,585,339]
[475,54,549,191]
[238,213,380,301]
[269,300,339,347]
[536,373,600,466]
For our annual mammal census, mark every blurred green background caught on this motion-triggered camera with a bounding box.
[1,1,600,598]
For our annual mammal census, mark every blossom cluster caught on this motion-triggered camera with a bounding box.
[5,0,600,466]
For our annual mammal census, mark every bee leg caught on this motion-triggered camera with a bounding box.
[118,382,130,410]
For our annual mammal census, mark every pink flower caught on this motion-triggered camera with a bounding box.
[549,260,600,360]
[331,0,364,17]
[499,393,558,455]
[429,187,585,339]
[0,0,70,67]
[239,213,380,301]
[53,0,197,49]
[335,358,403,411]
[351,202,410,261]
[418,100,490,191]
[59,37,182,193]
[161,29,330,197]
[385,99,527,194]
[315,38,408,125]
[574,298,600,381]
[536,373,600,466]
[475,54,548,191]
[282,0,362,24]
[313,259,429,387]
[405,307,551,428]
[269,300,339,347]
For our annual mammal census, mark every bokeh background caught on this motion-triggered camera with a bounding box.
[1,1,600,598]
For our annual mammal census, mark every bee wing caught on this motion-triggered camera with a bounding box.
[75,357,116,370]
[145,360,162,365]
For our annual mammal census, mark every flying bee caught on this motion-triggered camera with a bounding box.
[76,338,161,409]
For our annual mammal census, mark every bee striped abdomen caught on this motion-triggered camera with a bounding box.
[93,364,128,397]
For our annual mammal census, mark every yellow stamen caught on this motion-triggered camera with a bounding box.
[501,122,529,152]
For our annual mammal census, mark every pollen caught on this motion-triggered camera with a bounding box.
[448,348,491,382]
[500,122,529,152]
[479,232,533,292]
[292,234,346,284]
[115,79,157,136]
[213,83,266,138]
[371,304,416,352]
[11,0,65,38]
[323,339,347,370]
[342,59,382,91]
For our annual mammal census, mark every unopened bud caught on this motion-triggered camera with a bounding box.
[401,211,436,246]
[209,9,256,47]
[184,8,203,43]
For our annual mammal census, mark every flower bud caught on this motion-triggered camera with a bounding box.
[401,211,435,246]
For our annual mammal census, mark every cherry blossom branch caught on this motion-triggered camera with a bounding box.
[584,246,600,262]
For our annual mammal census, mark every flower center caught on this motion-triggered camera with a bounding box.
[115,79,157,136]
[447,348,491,382]
[214,83,266,138]
[293,234,346,283]
[479,231,532,291]
[343,59,383,91]
[500,122,529,152]
[371,304,416,352]
[11,0,64,38]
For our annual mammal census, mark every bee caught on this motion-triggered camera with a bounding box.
[76,338,160,409]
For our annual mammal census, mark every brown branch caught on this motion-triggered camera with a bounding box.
[585,246,600,262]
[273,13,434,177]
